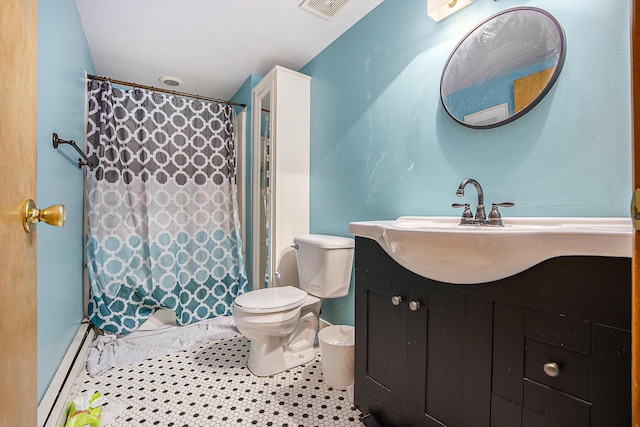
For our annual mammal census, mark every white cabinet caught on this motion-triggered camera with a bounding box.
[251,66,311,289]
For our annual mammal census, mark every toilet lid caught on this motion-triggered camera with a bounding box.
[233,286,307,313]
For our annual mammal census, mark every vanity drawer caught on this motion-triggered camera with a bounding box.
[524,338,591,401]
[523,379,591,427]
[524,309,591,354]
[522,407,573,427]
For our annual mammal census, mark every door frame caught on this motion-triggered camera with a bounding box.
[632,0,639,425]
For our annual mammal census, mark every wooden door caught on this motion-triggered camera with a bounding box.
[633,1,640,426]
[0,0,38,426]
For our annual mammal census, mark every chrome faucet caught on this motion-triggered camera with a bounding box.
[455,178,486,220]
[452,178,514,226]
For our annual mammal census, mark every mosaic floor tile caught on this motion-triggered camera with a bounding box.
[71,336,364,426]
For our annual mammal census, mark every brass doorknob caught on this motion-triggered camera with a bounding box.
[632,189,640,230]
[21,199,66,232]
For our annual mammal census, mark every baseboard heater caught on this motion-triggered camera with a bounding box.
[38,319,95,427]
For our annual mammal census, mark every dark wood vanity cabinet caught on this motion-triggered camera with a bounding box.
[491,304,631,427]
[353,237,631,427]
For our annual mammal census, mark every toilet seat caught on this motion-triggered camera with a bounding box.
[233,286,308,314]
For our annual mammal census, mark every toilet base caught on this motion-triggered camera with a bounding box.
[245,307,320,376]
[247,339,317,377]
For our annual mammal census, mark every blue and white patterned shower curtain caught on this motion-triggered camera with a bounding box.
[85,79,248,334]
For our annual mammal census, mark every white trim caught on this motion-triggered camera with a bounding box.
[38,321,95,427]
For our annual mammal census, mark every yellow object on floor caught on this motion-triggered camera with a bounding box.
[64,390,104,427]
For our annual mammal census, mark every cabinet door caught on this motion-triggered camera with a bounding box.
[591,324,631,426]
[354,271,493,427]
[355,272,409,420]
[423,288,493,427]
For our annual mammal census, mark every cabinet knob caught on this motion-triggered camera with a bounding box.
[391,296,403,305]
[408,301,421,311]
[543,362,560,377]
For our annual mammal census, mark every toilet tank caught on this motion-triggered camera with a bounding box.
[293,234,355,298]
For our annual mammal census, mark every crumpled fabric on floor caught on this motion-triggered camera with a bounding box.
[86,315,239,377]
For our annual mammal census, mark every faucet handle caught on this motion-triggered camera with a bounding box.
[452,202,473,220]
[488,202,514,226]
[492,202,515,208]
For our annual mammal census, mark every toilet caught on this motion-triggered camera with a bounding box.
[232,234,355,376]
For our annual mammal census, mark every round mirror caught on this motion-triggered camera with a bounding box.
[440,7,566,129]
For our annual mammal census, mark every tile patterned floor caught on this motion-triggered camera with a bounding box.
[71,336,364,426]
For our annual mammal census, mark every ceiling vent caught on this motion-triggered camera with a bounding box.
[299,0,350,20]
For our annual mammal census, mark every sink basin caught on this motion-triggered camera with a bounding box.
[348,216,632,284]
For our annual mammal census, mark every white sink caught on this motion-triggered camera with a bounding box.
[348,216,633,284]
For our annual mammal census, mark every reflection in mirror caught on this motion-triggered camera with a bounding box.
[257,93,271,288]
[440,7,566,129]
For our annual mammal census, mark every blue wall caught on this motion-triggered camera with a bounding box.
[34,0,632,393]
[37,0,95,401]
[300,0,631,326]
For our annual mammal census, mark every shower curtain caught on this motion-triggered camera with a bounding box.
[84,79,248,334]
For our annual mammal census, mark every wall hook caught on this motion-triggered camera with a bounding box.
[52,133,96,169]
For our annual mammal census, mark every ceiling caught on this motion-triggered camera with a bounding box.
[75,0,384,100]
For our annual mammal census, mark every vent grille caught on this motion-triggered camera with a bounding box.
[299,0,350,20]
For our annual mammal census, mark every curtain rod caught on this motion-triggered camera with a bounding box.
[87,74,246,108]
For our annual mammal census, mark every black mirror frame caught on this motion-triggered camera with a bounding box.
[440,7,567,130]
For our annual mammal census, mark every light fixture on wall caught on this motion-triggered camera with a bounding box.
[428,0,472,22]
